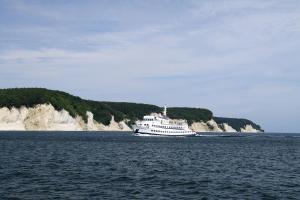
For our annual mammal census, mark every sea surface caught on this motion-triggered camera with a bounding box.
[0,132,299,200]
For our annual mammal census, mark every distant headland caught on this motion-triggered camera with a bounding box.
[0,88,263,132]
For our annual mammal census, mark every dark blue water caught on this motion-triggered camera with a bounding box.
[0,132,299,200]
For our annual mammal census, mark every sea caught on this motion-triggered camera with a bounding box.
[0,132,299,200]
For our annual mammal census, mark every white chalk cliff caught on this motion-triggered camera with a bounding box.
[0,104,261,132]
[241,124,261,133]
[221,123,237,132]
[190,119,261,133]
[0,104,131,131]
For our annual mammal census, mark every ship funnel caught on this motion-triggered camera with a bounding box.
[163,105,167,116]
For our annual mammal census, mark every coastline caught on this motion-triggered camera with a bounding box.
[0,103,263,133]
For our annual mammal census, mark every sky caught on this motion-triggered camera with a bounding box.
[0,0,300,132]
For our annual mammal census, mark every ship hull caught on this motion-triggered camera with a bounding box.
[135,131,196,137]
[133,126,196,137]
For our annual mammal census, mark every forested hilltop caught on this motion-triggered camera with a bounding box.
[0,88,262,131]
[0,88,212,125]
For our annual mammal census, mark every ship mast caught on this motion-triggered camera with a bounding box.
[163,105,167,116]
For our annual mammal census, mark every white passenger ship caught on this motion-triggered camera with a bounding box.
[133,106,196,136]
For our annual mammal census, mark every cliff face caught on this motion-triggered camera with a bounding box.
[190,120,261,133]
[0,104,262,133]
[213,117,263,132]
[0,104,131,131]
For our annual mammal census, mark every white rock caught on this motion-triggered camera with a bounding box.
[190,119,223,132]
[0,104,132,131]
[207,119,223,132]
[190,121,210,132]
[222,123,237,132]
[241,124,260,133]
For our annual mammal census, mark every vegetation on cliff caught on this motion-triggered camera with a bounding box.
[0,88,213,126]
[213,117,263,132]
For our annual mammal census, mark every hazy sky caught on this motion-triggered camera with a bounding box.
[1,0,300,132]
